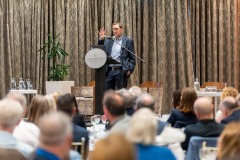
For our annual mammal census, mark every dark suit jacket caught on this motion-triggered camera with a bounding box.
[181,119,224,150]
[98,36,135,73]
[221,109,240,124]
[167,109,197,127]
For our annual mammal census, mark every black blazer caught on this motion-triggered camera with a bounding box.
[181,119,224,150]
[98,36,135,73]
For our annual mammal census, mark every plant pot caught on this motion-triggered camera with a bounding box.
[46,81,74,95]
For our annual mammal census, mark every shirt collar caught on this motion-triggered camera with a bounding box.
[36,147,61,160]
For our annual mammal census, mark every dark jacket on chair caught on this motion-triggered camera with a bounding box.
[181,119,224,150]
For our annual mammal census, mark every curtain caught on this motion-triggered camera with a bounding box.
[190,0,240,90]
[0,0,239,114]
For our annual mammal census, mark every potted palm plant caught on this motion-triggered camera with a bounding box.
[39,34,74,94]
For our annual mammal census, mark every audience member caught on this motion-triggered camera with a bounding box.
[181,97,224,150]
[103,90,130,134]
[127,108,176,160]
[71,94,87,129]
[27,95,53,125]
[29,112,77,160]
[45,94,57,111]
[128,86,142,100]
[215,87,239,123]
[135,93,166,134]
[217,122,240,160]
[172,90,181,109]
[6,93,40,149]
[0,98,33,157]
[89,133,135,160]
[220,97,240,124]
[0,148,27,160]
[167,87,198,127]
[116,88,135,116]
[57,93,89,158]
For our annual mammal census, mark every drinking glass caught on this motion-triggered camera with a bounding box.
[90,115,97,126]
[101,115,107,124]
[94,115,101,125]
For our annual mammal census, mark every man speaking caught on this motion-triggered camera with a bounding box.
[98,22,135,90]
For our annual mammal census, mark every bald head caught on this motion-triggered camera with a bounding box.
[39,112,72,146]
[194,97,213,118]
[135,94,155,111]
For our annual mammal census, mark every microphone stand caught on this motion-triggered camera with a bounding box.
[109,37,146,63]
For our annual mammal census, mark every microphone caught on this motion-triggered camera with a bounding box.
[109,36,145,63]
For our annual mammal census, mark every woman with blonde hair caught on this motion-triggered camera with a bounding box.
[167,87,198,127]
[217,122,240,160]
[127,108,176,160]
[27,95,53,125]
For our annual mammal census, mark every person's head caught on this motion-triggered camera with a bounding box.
[127,108,157,145]
[27,95,52,125]
[38,112,72,159]
[217,122,240,160]
[179,87,197,113]
[52,92,61,102]
[220,87,238,100]
[6,92,27,115]
[173,90,181,109]
[135,93,155,111]
[90,133,135,160]
[57,93,78,117]
[112,22,123,39]
[128,86,142,101]
[193,97,213,120]
[116,88,134,109]
[102,90,124,122]
[0,148,26,160]
[6,93,27,110]
[0,98,23,133]
[45,94,57,111]
[220,97,239,119]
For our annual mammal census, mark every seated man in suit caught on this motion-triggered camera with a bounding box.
[181,97,224,150]
[220,96,240,124]
[103,90,131,135]
[134,93,166,135]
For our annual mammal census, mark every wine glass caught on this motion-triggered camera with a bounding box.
[91,115,97,126]
[101,115,107,124]
[94,115,101,125]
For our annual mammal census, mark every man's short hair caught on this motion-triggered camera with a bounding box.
[128,86,142,100]
[38,112,72,146]
[57,93,76,116]
[103,90,125,116]
[116,89,134,109]
[221,97,238,111]
[0,98,23,128]
[112,22,123,28]
[135,94,155,111]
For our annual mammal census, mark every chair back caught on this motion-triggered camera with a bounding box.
[72,137,86,160]
[185,136,218,160]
